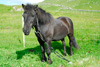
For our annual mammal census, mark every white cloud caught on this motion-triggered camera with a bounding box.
[18,0,44,4]
[0,0,44,5]
[22,0,44,3]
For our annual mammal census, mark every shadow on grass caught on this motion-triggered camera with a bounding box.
[16,46,41,59]
[16,41,71,60]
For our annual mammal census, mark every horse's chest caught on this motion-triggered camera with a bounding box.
[40,25,54,39]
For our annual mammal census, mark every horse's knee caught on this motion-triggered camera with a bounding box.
[47,49,51,55]
[69,42,73,46]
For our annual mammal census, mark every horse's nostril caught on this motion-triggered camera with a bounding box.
[23,28,24,32]
[27,30,29,33]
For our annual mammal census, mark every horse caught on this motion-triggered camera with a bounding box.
[22,4,79,64]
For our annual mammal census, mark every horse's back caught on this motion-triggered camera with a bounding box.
[57,17,73,33]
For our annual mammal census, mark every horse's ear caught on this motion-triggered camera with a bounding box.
[34,5,38,11]
[34,5,38,8]
[22,4,25,9]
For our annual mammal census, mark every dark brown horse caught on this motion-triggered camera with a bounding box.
[22,4,79,64]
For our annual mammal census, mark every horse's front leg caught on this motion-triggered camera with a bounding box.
[37,38,47,62]
[46,40,52,64]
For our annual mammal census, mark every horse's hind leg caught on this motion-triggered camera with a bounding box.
[61,38,66,56]
[68,34,73,56]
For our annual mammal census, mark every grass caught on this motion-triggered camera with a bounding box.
[0,0,100,67]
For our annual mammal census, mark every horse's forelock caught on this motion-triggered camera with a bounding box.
[24,4,33,10]
[25,4,38,11]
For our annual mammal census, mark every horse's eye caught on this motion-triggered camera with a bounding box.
[32,15,34,17]
[22,14,24,17]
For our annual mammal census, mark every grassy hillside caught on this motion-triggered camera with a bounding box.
[0,4,13,13]
[40,0,100,10]
[0,0,100,67]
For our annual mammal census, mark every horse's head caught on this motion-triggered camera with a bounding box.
[22,4,38,35]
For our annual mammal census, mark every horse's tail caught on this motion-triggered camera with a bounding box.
[72,36,79,49]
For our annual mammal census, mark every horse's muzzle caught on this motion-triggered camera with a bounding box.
[23,28,29,35]
[24,32,29,35]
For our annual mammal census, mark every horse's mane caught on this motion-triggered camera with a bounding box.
[25,4,53,24]
[37,7,53,24]
[38,8,51,17]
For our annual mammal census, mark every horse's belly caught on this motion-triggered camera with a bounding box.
[53,35,67,41]
[52,28,68,40]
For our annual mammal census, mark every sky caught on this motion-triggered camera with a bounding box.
[0,0,44,5]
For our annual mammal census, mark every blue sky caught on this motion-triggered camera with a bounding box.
[0,0,44,5]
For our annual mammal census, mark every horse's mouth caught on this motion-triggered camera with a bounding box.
[24,32,29,35]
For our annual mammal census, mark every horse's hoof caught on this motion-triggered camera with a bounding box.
[64,53,67,57]
[42,60,46,62]
[42,59,47,62]
[41,57,47,62]
[48,60,52,64]
[70,52,73,56]
[70,54,72,57]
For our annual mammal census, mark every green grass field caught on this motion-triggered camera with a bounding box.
[0,0,100,67]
